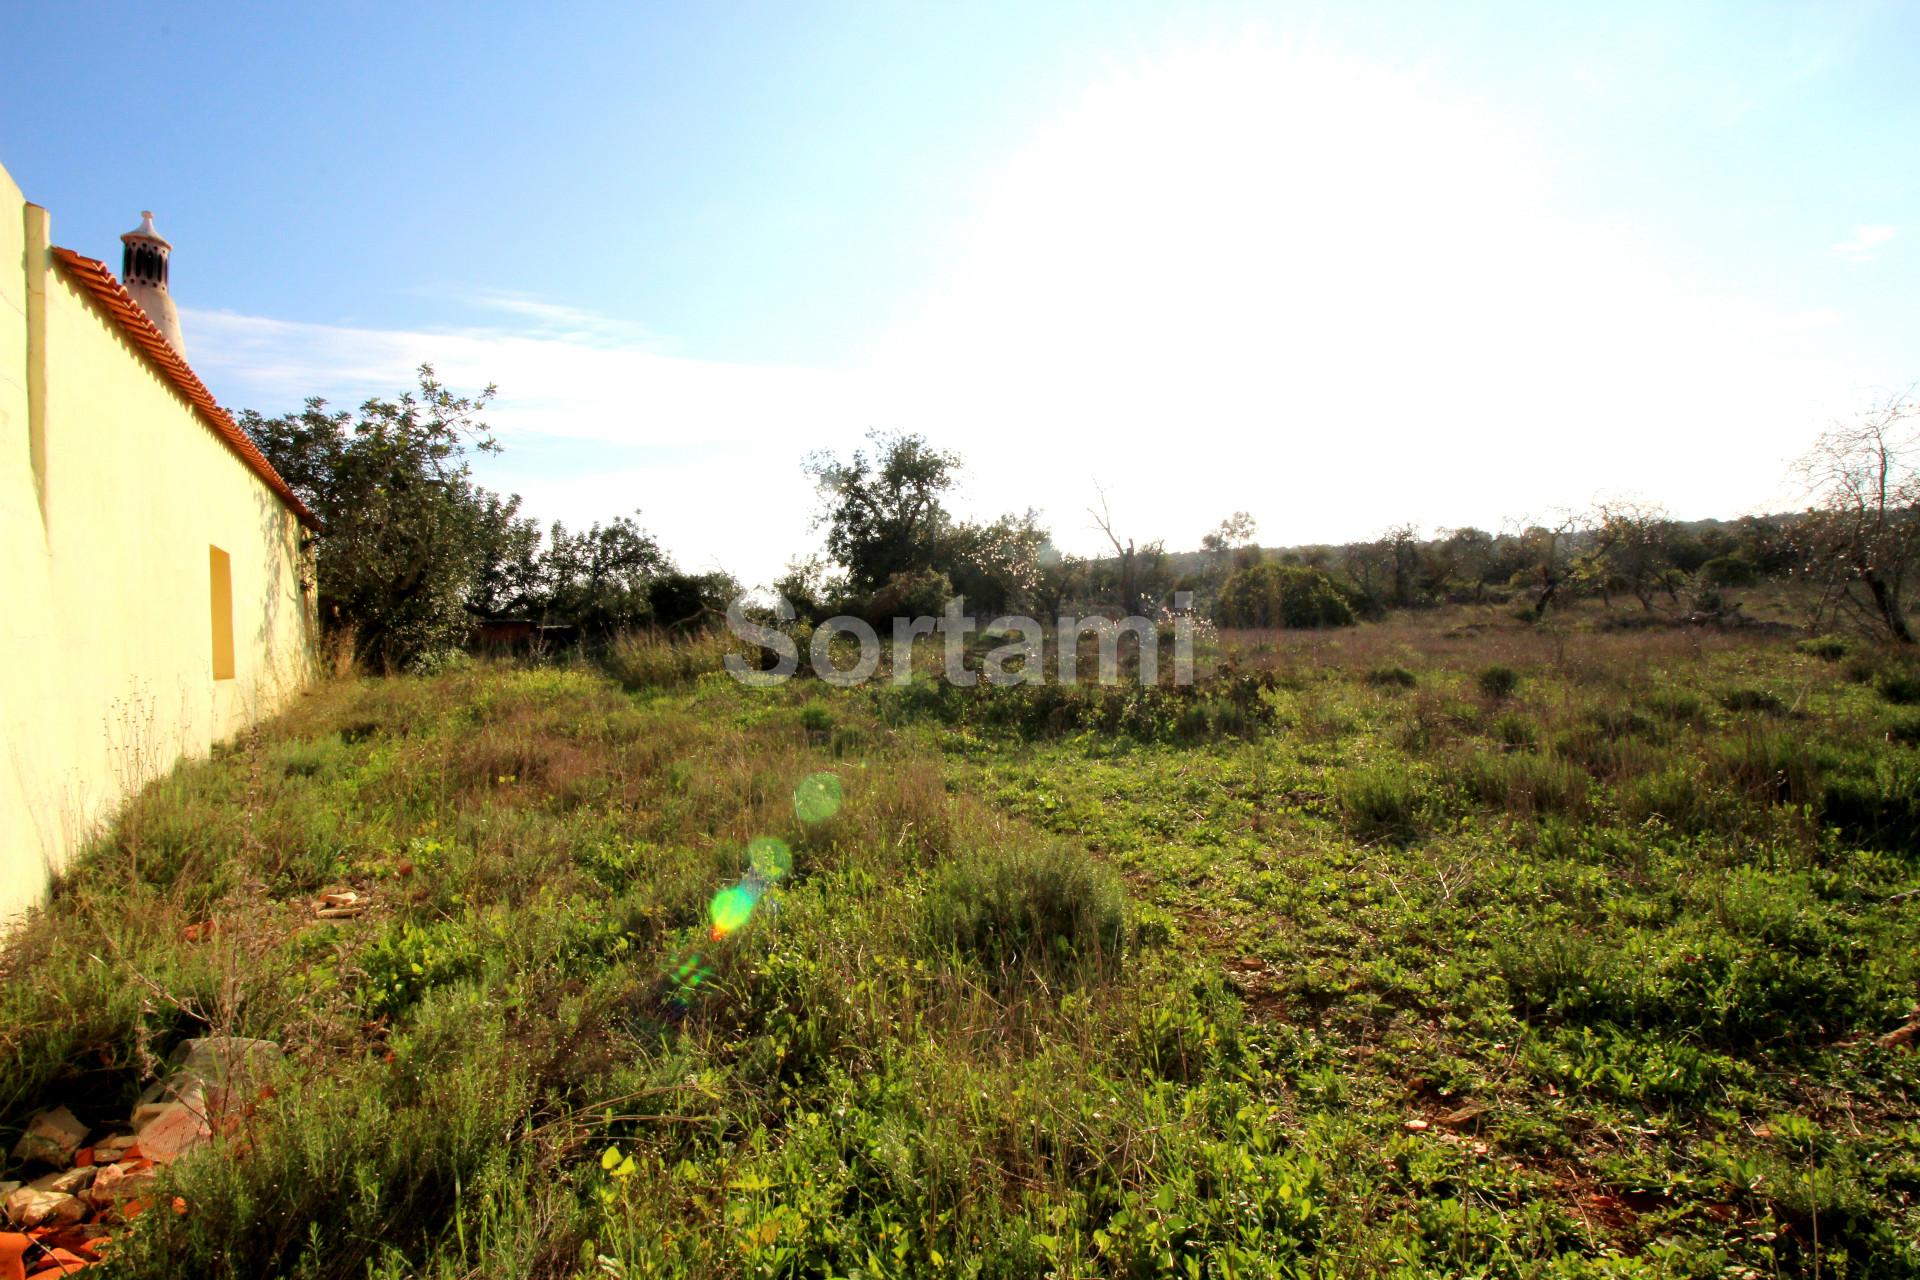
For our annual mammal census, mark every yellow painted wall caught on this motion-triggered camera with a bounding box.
[0,159,317,921]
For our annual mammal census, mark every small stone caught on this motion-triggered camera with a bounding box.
[85,1159,158,1208]
[27,1165,96,1196]
[91,1134,137,1163]
[9,1105,89,1168]
[1404,1118,1429,1132]
[4,1186,87,1229]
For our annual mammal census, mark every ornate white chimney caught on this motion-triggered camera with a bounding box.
[120,211,186,357]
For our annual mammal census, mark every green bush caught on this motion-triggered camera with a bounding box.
[1698,554,1760,588]
[919,845,1127,982]
[1491,711,1537,750]
[1215,563,1354,630]
[1797,634,1850,662]
[798,699,836,734]
[1720,687,1787,716]
[1644,688,1706,726]
[1337,764,1426,842]
[865,567,953,624]
[1477,665,1519,699]
[1461,750,1588,818]
[1878,670,1920,706]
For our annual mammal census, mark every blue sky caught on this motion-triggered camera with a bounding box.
[5,1,1917,585]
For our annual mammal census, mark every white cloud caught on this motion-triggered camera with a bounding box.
[1831,223,1896,262]
[182,306,873,586]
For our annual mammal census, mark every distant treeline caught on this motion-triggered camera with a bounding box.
[245,370,1920,668]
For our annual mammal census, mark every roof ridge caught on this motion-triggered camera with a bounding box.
[48,246,322,531]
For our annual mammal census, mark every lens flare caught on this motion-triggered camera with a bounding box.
[793,772,844,823]
[748,835,793,881]
[708,882,760,939]
[661,950,714,1010]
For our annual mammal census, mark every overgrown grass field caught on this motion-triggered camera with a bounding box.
[3,610,1918,1278]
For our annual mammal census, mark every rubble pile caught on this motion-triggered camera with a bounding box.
[0,1037,279,1277]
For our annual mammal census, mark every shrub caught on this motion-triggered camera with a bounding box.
[1698,554,1760,588]
[1363,665,1417,689]
[865,568,953,625]
[1720,688,1786,716]
[1216,563,1354,630]
[1644,689,1706,726]
[1491,711,1537,750]
[1337,764,1426,842]
[1477,665,1519,699]
[1878,671,1920,706]
[1461,750,1588,818]
[1797,634,1850,662]
[919,845,1127,983]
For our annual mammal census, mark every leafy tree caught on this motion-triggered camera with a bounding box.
[772,556,848,623]
[1201,512,1260,567]
[647,569,742,631]
[1216,563,1354,629]
[804,433,1051,617]
[1034,548,1089,618]
[1507,516,1581,617]
[1794,399,1920,643]
[468,492,544,617]
[242,366,502,669]
[540,515,672,636]
[1341,524,1427,610]
[946,510,1048,616]
[804,430,961,595]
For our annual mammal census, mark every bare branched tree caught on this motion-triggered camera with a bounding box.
[1086,483,1169,616]
[1793,397,1920,644]
[1584,500,1685,612]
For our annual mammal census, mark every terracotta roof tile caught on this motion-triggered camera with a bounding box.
[49,247,322,531]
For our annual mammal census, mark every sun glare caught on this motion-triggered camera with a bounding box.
[880,36,1832,545]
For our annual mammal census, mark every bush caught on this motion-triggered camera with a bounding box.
[1363,665,1417,689]
[1698,554,1760,588]
[1644,688,1706,725]
[1216,564,1354,630]
[1878,671,1920,706]
[919,845,1127,983]
[1337,764,1426,842]
[1461,750,1588,818]
[1477,665,1519,699]
[1720,688,1786,716]
[1797,634,1850,662]
[865,568,953,625]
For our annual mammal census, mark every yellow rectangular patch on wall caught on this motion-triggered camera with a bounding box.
[209,545,235,680]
